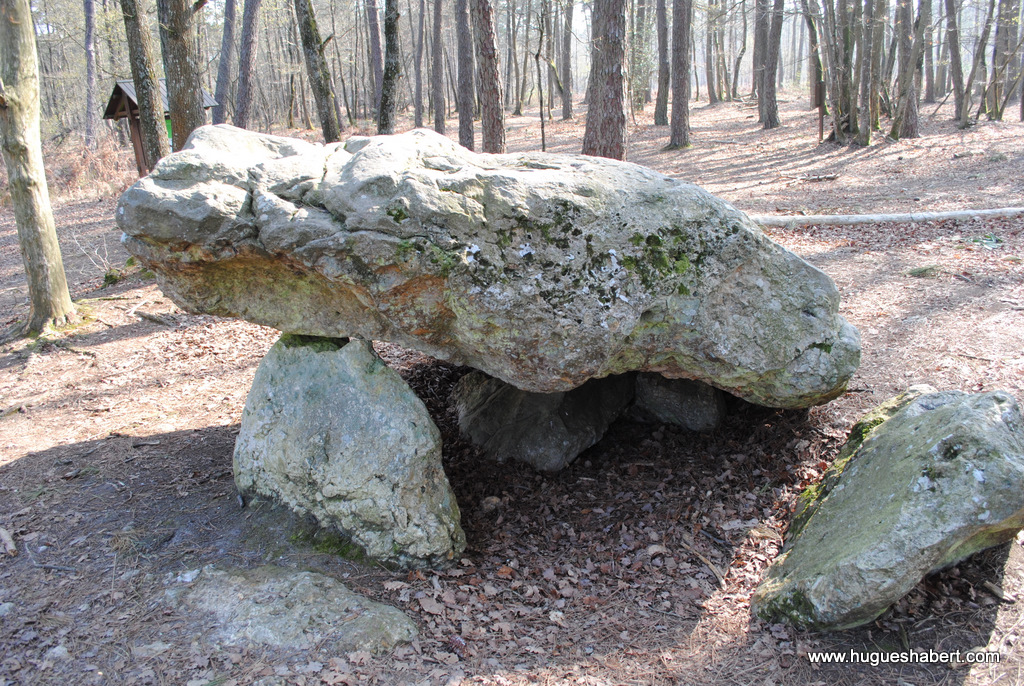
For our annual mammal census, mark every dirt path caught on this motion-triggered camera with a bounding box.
[1,97,1023,685]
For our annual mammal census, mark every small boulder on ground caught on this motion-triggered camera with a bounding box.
[630,374,726,431]
[234,334,465,567]
[168,565,416,652]
[752,387,1024,630]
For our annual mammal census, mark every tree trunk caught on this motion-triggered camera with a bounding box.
[922,0,935,101]
[752,0,769,98]
[119,0,169,170]
[801,0,824,109]
[706,0,720,104]
[855,0,875,144]
[294,0,342,141]
[366,0,385,115]
[156,0,207,151]
[582,0,627,158]
[0,0,76,333]
[378,0,401,133]
[667,0,692,148]
[84,0,98,148]
[235,0,263,129]
[987,0,1020,118]
[889,0,926,137]
[472,0,506,151]
[869,0,885,127]
[456,0,476,148]
[432,0,445,131]
[561,0,574,118]
[414,0,425,127]
[212,0,236,124]
[732,0,748,98]
[760,0,784,127]
[654,0,670,123]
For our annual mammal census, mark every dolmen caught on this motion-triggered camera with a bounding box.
[118,125,860,567]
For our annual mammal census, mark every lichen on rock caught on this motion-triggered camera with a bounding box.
[752,388,1024,630]
[119,125,860,409]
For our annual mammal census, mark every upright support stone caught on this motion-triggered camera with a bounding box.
[234,335,465,568]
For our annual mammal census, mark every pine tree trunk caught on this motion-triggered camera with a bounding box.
[582,0,627,158]
[0,0,76,333]
[84,0,98,148]
[414,0,426,127]
[456,0,476,148]
[212,0,236,124]
[668,0,692,148]
[366,0,385,115]
[472,0,506,151]
[654,0,670,123]
[378,0,401,133]
[235,0,263,129]
[431,0,445,132]
[561,0,574,118]
[156,0,207,151]
[119,0,169,170]
[705,0,720,104]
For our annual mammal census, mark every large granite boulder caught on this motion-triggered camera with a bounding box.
[234,334,465,567]
[118,125,859,409]
[751,388,1024,630]
[452,371,634,471]
[167,565,417,652]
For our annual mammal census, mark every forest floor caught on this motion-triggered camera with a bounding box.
[1,94,1024,686]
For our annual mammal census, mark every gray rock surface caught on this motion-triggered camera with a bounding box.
[119,125,859,409]
[631,374,726,431]
[452,371,634,471]
[170,565,416,652]
[234,334,465,567]
[752,389,1024,630]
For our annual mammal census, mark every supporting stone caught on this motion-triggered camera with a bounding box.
[234,334,465,567]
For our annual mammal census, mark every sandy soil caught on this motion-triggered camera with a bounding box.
[1,95,1023,685]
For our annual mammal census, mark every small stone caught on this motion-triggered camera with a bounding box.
[0,602,13,617]
[44,645,71,662]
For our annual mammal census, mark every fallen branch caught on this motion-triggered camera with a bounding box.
[781,173,839,182]
[750,207,1024,228]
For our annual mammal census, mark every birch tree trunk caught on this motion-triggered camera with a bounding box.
[156,0,207,151]
[212,0,236,124]
[294,0,342,141]
[0,0,76,333]
[119,0,169,170]
[472,0,506,151]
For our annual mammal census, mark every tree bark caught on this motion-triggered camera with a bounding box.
[855,0,875,144]
[293,0,342,141]
[378,0,401,133]
[731,0,748,98]
[414,0,426,127]
[667,0,692,148]
[472,0,506,151]
[654,0,670,123]
[561,0,574,118]
[0,0,76,333]
[456,0,475,148]
[760,0,784,127]
[432,0,445,132]
[234,0,263,129]
[156,0,207,151]
[752,0,769,98]
[366,0,385,115]
[705,0,720,104]
[944,0,965,120]
[212,0,236,124]
[889,0,926,137]
[582,0,627,158]
[119,0,169,170]
[84,0,98,147]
